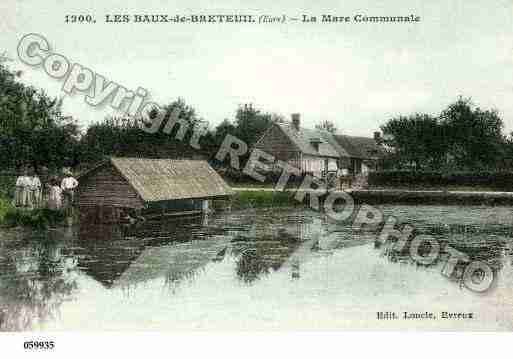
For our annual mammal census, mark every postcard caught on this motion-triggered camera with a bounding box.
[1,0,512,351]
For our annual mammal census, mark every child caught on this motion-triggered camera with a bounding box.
[47,178,63,210]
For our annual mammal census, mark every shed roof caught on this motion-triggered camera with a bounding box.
[276,123,348,158]
[114,237,230,288]
[333,135,385,159]
[80,157,234,202]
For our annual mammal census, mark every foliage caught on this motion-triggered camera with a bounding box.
[440,98,504,170]
[0,197,12,223]
[218,167,306,189]
[79,98,212,163]
[3,208,66,229]
[210,104,281,168]
[232,104,273,146]
[368,170,513,191]
[0,64,80,171]
[0,173,66,229]
[0,174,16,199]
[380,97,506,171]
[380,113,445,170]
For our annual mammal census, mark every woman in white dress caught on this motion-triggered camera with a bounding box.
[13,169,31,208]
[29,172,42,209]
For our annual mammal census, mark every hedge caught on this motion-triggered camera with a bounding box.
[217,167,309,188]
[368,171,513,190]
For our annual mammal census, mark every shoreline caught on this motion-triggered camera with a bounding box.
[2,187,512,230]
[232,188,513,206]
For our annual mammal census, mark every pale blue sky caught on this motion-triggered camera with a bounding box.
[1,0,512,136]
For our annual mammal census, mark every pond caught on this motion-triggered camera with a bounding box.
[0,205,512,331]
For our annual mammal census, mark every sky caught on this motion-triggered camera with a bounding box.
[1,0,512,136]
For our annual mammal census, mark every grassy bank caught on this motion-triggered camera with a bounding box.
[368,185,501,192]
[227,190,303,209]
[0,197,12,223]
[227,188,513,207]
[0,174,69,229]
[3,208,67,229]
[0,195,67,229]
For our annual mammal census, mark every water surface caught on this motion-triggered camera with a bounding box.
[0,205,512,331]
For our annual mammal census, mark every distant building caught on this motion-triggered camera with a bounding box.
[254,113,384,177]
[77,157,233,221]
[333,134,386,175]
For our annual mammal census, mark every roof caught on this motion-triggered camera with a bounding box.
[114,237,230,288]
[276,123,348,158]
[76,228,230,288]
[334,135,385,159]
[80,157,234,202]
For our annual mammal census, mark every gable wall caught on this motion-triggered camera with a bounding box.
[78,165,145,209]
[254,124,301,169]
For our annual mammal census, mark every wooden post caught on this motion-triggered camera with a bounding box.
[202,200,209,213]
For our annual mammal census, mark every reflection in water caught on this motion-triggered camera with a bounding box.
[376,209,513,286]
[0,205,513,331]
[0,229,78,330]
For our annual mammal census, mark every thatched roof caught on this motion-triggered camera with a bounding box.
[80,157,234,202]
[333,135,385,160]
[276,123,348,158]
[114,237,230,288]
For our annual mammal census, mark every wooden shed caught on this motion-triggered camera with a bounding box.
[77,157,234,221]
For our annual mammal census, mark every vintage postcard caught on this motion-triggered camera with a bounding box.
[1,0,513,348]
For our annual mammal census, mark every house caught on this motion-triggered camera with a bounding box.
[77,157,234,221]
[333,134,386,175]
[254,113,384,177]
[253,113,350,176]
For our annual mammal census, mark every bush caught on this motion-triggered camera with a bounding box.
[0,174,16,199]
[0,197,12,223]
[368,171,513,191]
[217,167,310,189]
[3,208,66,229]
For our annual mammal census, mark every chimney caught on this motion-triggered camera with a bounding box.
[291,113,300,131]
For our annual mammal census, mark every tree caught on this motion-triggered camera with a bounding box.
[440,97,504,170]
[0,64,80,171]
[233,104,272,146]
[380,113,445,170]
[79,98,211,162]
[380,98,507,171]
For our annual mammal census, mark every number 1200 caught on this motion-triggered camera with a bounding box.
[65,15,95,23]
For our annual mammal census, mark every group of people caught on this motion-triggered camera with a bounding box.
[13,168,79,211]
